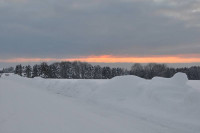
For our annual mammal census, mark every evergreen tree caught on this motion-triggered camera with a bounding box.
[49,63,60,78]
[32,65,39,77]
[25,65,32,78]
[102,67,112,79]
[40,62,49,78]
[15,64,22,76]
[93,65,102,79]
[72,62,81,79]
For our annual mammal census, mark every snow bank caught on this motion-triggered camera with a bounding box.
[90,73,200,120]
[3,73,200,120]
[1,73,200,133]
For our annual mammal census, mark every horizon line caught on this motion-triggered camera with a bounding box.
[1,54,200,63]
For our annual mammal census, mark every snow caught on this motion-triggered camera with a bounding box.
[0,73,200,133]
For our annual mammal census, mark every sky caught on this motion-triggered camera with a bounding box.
[0,0,200,64]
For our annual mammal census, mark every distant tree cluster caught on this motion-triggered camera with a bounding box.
[14,62,127,79]
[130,63,200,80]
[130,63,172,79]
[2,62,200,80]
[176,66,200,80]
[0,67,14,73]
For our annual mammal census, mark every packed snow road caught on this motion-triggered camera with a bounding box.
[0,73,200,133]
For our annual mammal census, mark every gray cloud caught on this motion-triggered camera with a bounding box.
[0,0,200,59]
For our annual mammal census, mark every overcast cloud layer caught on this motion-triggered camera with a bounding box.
[0,0,200,59]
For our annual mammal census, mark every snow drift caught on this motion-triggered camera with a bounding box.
[1,73,200,133]
[27,73,200,119]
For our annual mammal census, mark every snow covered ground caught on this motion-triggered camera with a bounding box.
[0,73,200,133]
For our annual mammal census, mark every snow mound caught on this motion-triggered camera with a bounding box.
[152,72,188,84]
[111,75,145,83]
[171,72,188,83]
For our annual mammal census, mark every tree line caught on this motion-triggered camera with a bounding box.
[1,62,200,80]
[14,62,128,79]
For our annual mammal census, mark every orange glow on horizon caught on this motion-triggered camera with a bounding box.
[1,55,200,63]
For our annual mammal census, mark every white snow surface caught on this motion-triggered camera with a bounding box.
[0,73,200,133]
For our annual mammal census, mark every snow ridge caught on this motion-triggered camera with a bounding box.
[1,73,200,133]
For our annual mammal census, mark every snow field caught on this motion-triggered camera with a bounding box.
[0,73,200,133]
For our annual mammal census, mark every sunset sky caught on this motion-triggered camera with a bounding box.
[0,0,200,64]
